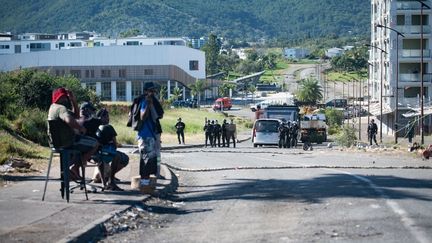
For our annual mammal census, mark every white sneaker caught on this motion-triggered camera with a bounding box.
[140,179,150,186]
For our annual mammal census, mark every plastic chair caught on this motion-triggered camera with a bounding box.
[42,120,88,202]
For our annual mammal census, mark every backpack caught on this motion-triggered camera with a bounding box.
[127,95,144,131]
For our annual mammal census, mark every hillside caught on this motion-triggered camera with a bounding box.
[0,0,370,41]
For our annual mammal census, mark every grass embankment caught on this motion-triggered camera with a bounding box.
[106,105,252,145]
[0,130,50,170]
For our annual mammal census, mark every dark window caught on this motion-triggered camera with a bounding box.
[144,69,154,75]
[101,70,111,78]
[119,69,127,78]
[189,60,199,70]
[70,70,81,78]
[85,70,94,78]
[404,87,428,98]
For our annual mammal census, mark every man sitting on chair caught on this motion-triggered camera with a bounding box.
[47,87,99,179]
[91,108,129,191]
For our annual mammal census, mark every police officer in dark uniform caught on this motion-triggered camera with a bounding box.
[221,119,228,147]
[367,119,379,145]
[213,120,222,147]
[203,119,213,147]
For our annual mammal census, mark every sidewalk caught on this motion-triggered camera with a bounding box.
[0,154,173,243]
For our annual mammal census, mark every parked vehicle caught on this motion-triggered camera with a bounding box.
[172,99,198,108]
[213,97,232,111]
[251,119,281,147]
[250,100,272,112]
[300,114,327,144]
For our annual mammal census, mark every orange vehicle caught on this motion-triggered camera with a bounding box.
[212,97,232,111]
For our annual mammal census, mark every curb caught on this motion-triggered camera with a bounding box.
[57,164,174,243]
[122,136,251,151]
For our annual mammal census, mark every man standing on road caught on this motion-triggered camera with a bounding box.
[137,82,160,187]
[255,104,264,120]
[226,119,237,148]
[367,119,378,146]
[213,120,222,147]
[175,117,186,144]
[221,119,228,147]
[204,119,213,147]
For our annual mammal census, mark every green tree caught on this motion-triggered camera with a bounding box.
[119,28,141,38]
[218,82,236,97]
[202,34,221,75]
[296,78,323,104]
[190,79,206,106]
[171,87,183,101]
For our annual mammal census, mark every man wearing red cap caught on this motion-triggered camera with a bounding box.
[48,87,99,179]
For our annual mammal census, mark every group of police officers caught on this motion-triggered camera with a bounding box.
[203,118,237,148]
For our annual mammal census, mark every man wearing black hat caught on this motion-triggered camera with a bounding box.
[137,82,164,187]
[175,117,186,144]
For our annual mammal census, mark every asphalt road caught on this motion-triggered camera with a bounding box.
[103,142,432,243]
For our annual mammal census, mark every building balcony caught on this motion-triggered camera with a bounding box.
[397,1,430,10]
[398,25,431,34]
[400,49,431,58]
[400,73,421,82]
[400,97,420,108]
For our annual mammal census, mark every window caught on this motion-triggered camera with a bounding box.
[189,60,199,70]
[0,45,10,49]
[70,42,82,47]
[397,15,405,25]
[101,69,111,78]
[144,69,154,75]
[29,43,50,51]
[126,41,139,46]
[116,81,126,101]
[132,81,143,98]
[404,87,428,98]
[119,69,127,78]
[70,70,81,78]
[85,70,95,78]
[101,82,112,101]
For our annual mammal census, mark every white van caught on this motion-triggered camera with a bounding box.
[250,100,272,112]
[251,119,280,147]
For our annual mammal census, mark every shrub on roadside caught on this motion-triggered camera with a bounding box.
[334,125,357,147]
[327,125,341,135]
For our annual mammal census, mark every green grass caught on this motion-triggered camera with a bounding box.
[325,71,365,82]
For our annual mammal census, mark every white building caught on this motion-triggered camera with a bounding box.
[283,48,310,59]
[370,0,432,137]
[0,34,205,102]
[326,47,345,58]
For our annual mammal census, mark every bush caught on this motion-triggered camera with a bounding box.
[334,125,357,147]
[325,108,344,127]
[327,125,340,135]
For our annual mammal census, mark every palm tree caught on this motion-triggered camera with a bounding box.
[190,79,206,106]
[296,78,323,105]
[247,85,257,104]
[171,87,182,101]
[158,85,167,102]
[218,82,236,97]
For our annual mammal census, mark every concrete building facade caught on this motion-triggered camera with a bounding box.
[370,0,432,136]
[0,36,205,102]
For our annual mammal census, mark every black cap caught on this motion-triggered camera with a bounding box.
[143,82,157,91]
[80,102,96,111]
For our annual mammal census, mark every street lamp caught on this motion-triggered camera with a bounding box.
[376,24,405,144]
[414,0,431,144]
[366,44,387,143]
[367,62,374,126]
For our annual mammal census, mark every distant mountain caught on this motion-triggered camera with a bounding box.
[0,0,370,40]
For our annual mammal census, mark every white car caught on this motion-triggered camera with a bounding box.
[250,101,272,112]
[251,119,281,147]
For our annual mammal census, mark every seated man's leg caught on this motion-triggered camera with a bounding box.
[69,135,99,178]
